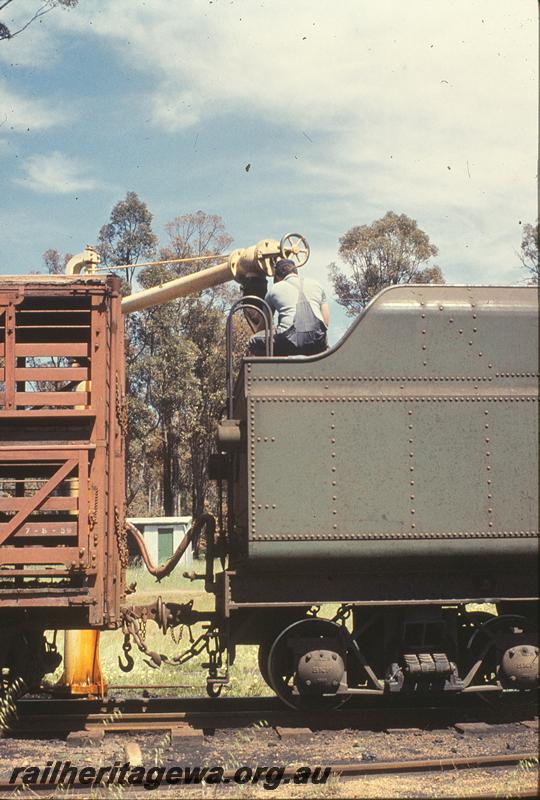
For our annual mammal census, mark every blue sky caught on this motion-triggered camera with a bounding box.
[0,0,537,341]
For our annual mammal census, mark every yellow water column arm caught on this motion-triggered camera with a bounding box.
[120,233,310,314]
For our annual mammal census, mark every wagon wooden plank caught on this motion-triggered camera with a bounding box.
[14,367,88,381]
[15,392,88,406]
[0,497,78,512]
[15,343,89,357]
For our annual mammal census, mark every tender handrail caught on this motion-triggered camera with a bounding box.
[226,296,273,419]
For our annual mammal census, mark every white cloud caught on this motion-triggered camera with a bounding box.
[149,88,202,132]
[15,151,101,194]
[0,79,66,131]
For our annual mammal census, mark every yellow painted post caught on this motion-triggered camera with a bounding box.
[55,378,107,697]
[59,629,105,696]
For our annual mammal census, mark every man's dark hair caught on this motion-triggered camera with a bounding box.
[274,259,298,280]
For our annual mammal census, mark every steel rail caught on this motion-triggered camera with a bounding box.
[0,753,537,794]
[8,694,537,736]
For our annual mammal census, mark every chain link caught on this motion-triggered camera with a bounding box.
[114,505,129,568]
[115,377,128,437]
[333,604,353,625]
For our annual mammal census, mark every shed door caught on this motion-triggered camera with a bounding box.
[158,527,174,563]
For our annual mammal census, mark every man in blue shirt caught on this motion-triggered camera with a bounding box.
[247,259,329,356]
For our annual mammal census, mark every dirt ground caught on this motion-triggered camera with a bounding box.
[0,719,538,798]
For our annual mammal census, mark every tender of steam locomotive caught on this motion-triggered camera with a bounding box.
[0,257,537,709]
[215,284,539,707]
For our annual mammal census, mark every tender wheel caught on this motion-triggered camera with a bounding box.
[257,641,273,689]
[279,233,310,268]
[267,618,350,710]
[465,613,538,702]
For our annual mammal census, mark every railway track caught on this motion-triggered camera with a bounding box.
[5,692,537,737]
[2,695,537,798]
[0,752,537,795]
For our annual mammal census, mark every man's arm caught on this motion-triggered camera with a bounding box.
[321,302,330,328]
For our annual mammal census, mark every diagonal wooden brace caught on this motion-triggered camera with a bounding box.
[0,458,78,546]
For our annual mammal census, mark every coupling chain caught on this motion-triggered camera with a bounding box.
[115,377,128,437]
[114,506,129,568]
[119,607,219,671]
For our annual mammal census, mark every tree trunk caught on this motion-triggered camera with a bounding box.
[162,426,178,516]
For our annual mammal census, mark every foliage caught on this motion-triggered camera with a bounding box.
[97,191,158,289]
[329,211,443,315]
[0,0,78,41]
[518,220,539,285]
[41,248,72,274]
[125,210,247,519]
